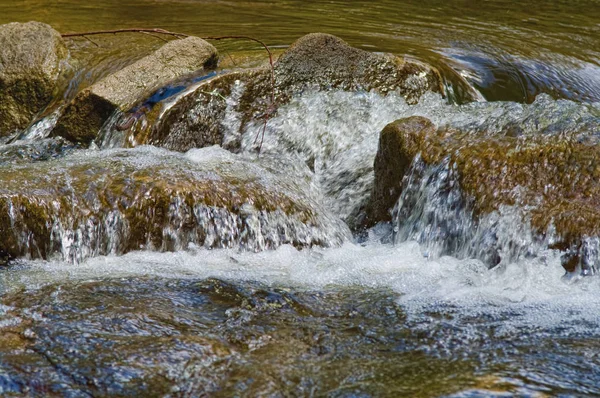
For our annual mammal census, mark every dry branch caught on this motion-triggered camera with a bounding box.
[61,28,188,39]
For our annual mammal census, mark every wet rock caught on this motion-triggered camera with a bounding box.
[126,33,448,152]
[0,146,350,263]
[0,248,12,266]
[0,22,69,138]
[138,72,255,152]
[369,116,436,225]
[52,36,218,145]
[0,277,476,397]
[0,137,74,164]
[370,115,600,273]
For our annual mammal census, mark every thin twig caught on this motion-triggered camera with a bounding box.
[200,36,276,153]
[223,48,237,68]
[140,31,169,43]
[82,35,99,47]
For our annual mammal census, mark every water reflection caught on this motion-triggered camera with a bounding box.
[1,0,599,102]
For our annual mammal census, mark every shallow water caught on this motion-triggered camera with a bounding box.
[3,243,600,396]
[2,1,600,396]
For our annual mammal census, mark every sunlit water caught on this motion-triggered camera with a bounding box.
[1,0,599,103]
[3,242,600,396]
[2,0,600,396]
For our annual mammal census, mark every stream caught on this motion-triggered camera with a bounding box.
[1,1,600,396]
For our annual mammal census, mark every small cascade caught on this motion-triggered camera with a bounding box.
[391,157,548,267]
[392,157,477,261]
[0,146,350,264]
[18,108,62,141]
[241,90,421,222]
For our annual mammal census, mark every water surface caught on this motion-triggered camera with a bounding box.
[1,1,600,397]
[2,0,599,102]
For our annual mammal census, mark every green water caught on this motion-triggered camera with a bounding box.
[2,0,599,102]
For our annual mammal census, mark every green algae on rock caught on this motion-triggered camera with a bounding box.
[0,22,69,138]
[371,115,600,273]
[52,36,218,145]
[0,146,350,263]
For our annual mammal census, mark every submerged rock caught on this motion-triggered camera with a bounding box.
[0,146,349,263]
[0,277,481,397]
[0,22,69,138]
[370,115,600,273]
[52,36,218,145]
[0,137,74,164]
[123,33,449,152]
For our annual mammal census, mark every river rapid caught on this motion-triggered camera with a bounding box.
[1,1,600,396]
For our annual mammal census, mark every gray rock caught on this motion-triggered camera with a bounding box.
[0,21,69,138]
[52,36,218,145]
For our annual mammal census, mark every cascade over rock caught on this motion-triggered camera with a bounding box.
[52,36,218,145]
[0,146,350,263]
[0,21,69,138]
[370,115,600,273]
[123,33,451,152]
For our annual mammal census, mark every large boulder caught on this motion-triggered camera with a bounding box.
[0,21,69,138]
[370,115,600,273]
[0,146,350,263]
[52,36,218,145]
[274,33,443,104]
[120,33,451,152]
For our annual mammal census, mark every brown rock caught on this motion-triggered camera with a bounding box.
[369,116,437,224]
[370,115,600,273]
[0,21,69,137]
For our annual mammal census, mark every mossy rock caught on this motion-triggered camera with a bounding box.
[0,146,350,263]
[52,36,218,145]
[370,115,600,272]
[0,21,69,138]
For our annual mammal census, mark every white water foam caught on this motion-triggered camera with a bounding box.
[239,89,600,225]
[3,240,600,335]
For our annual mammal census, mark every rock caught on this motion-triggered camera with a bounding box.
[138,71,255,152]
[370,115,600,273]
[52,36,218,145]
[0,137,74,164]
[124,33,448,152]
[0,248,11,266]
[274,33,443,104]
[0,146,350,263]
[369,116,436,225]
[0,22,69,138]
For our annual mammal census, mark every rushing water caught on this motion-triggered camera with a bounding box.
[2,1,600,397]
